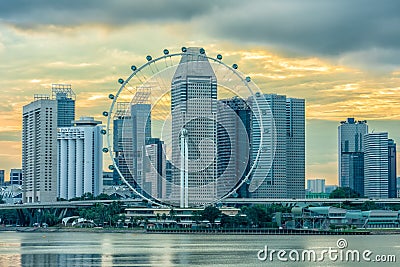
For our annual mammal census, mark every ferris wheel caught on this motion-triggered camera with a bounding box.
[102,47,276,207]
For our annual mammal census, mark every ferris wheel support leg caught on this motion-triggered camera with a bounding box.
[184,137,189,208]
[180,128,189,208]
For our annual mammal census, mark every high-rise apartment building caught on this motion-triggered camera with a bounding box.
[171,47,217,207]
[307,179,326,193]
[57,117,103,200]
[247,94,305,198]
[364,132,389,198]
[10,169,22,185]
[388,139,397,198]
[22,96,57,203]
[52,84,75,127]
[338,118,368,195]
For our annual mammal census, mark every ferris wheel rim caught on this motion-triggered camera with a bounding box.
[104,48,271,207]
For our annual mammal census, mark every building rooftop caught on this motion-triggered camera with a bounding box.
[73,117,102,126]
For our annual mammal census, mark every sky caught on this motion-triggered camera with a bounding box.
[0,0,399,185]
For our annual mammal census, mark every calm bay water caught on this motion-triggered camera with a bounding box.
[0,232,399,266]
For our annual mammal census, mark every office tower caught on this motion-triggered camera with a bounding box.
[131,104,152,194]
[10,169,22,185]
[286,98,305,198]
[345,152,365,196]
[165,160,172,199]
[338,118,368,195]
[22,95,57,203]
[307,179,326,193]
[0,170,4,186]
[52,84,75,127]
[102,172,114,186]
[113,102,133,185]
[217,96,251,198]
[388,139,397,198]
[57,117,103,200]
[143,138,166,199]
[171,47,217,207]
[248,94,305,198]
[364,132,389,198]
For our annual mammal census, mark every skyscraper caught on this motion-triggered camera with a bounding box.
[388,139,397,198]
[52,84,75,127]
[143,138,166,199]
[338,118,368,195]
[286,98,305,198]
[247,94,305,198]
[131,104,151,194]
[22,95,57,203]
[217,96,251,198]
[113,102,133,185]
[165,160,172,199]
[0,170,4,186]
[171,47,217,207]
[364,132,388,198]
[57,117,103,200]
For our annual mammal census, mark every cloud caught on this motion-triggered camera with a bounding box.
[2,0,400,72]
[203,1,400,53]
[0,0,227,27]
[338,48,400,72]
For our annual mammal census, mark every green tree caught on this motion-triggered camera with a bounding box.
[234,214,250,227]
[220,214,234,228]
[201,206,221,226]
[360,201,378,211]
[243,205,269,227]
[329,187,360,199]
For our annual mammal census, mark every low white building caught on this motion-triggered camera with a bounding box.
[57,117,103,200]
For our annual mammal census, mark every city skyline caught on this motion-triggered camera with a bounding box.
[1,0,400,185]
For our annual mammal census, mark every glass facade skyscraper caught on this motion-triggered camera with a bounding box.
[144,138,166,199]
[338,118,368,195]
[217,97,251,198]
[388,139,397,198]
[113,102,133,186]
[131,104,152,195]
[52,84,75,127]
[247,94,305,198]
[286,98,305,198]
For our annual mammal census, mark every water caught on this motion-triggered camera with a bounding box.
[0,232,399,266]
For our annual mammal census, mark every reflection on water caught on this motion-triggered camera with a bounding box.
[0,232,399,266]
